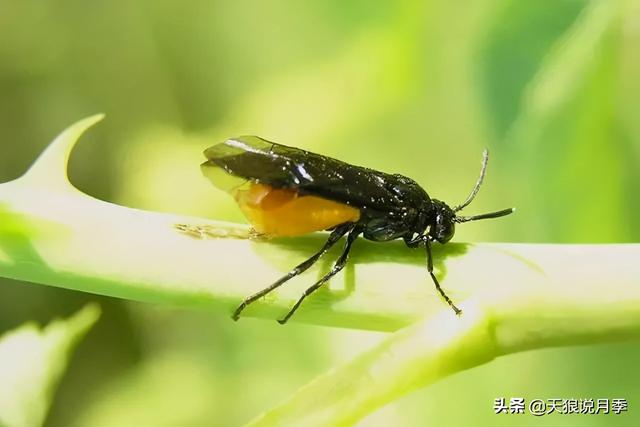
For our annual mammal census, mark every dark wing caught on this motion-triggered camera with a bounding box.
[201,136,427,212]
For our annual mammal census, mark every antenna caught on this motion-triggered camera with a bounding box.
[455,207,515,223]
[453,149,489,212]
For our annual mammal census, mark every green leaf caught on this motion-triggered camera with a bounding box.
[504,0,628,243]
[0,304,101,427]
[480,0,588,139]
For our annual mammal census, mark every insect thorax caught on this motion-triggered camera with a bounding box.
[360,177,433,242]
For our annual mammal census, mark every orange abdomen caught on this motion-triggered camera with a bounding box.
[235,183,360,236]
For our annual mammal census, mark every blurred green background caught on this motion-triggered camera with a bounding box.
[1,0,638,426]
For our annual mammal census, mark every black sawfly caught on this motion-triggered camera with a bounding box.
[201,136,514,324]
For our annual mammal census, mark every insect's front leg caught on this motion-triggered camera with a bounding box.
[423,236,462,315]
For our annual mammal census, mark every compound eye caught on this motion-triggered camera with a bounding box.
[441,222,455,243]
[435,215,455,243]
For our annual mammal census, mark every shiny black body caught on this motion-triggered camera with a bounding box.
[204,137,451,244]
[202,136,514,323]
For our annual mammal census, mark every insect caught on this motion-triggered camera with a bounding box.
[201,136,514,324]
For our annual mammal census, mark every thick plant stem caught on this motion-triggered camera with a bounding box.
[247,246,640,426]
[1,117,639,426]
[1,117,639,334]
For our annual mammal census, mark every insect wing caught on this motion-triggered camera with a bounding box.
[202,136,408,212]
[202,136,305,189]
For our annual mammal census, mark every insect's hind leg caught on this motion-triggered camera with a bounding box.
[278,227,362,324]
[232,223,354,321]
[424,236,462,315]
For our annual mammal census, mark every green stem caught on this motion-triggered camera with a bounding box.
[2,117,639,426]
[1,117,639,335]
[247,243,640,426]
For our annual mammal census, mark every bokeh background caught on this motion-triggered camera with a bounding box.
[1,0,639,426]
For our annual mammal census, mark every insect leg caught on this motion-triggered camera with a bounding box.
[424,236,462,315]
[232,223,354,321]
[277,227,362,324]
